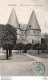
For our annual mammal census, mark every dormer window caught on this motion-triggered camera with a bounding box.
[29,25,31,28]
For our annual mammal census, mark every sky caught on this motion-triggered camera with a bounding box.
[0,0,48,33]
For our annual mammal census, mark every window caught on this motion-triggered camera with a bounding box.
[22,32,23,34]
[29,31,30,33]
[33,31,35,33]
[29,25,31,27]
[38,31,39,34]
[32,40,34,44]
[19,24,20,27]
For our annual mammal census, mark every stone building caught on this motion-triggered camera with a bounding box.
[26,10,41,44]
[8,8,41,44]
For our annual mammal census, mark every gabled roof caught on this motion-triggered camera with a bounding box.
[7,8,19,28]
[26,10,41,31]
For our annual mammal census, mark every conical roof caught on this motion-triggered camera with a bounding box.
[27,10,41,31]
[8,8,19,28]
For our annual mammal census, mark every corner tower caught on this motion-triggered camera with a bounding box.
[7,8,20,40]
[26,10,41,44]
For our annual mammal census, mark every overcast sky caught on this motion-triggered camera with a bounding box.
[0,0,48,33]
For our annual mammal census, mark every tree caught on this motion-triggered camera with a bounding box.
[25,43,32,53]
[46,35,48,53]
[33,43,41,54]
[16,43,25,54]
[41,38,47,53]
[0,24,6,48]
[1,24,17,59]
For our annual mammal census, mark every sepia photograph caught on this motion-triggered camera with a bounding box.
[0,0,48,76]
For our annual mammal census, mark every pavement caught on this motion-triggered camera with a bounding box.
[0,53,48,76]
[23,53,48,62]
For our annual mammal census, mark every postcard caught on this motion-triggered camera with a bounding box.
[0,0,48,77]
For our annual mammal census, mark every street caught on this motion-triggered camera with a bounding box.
[0,53,48,76]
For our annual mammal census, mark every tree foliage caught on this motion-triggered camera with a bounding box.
[25,43,32,50]
[1,24,17,50]
[15,43,25,54]
[0,24,5,47]
[1,24,17,59]
[33,43,41,50]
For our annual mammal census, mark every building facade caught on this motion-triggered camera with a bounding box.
[8,8,41,44]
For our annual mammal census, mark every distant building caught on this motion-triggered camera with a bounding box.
[8,8,41,44]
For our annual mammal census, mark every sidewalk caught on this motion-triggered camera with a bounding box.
[23,53,47,62]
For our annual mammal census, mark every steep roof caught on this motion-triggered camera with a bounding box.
[7,8,19,28]
[26,10,41,31]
